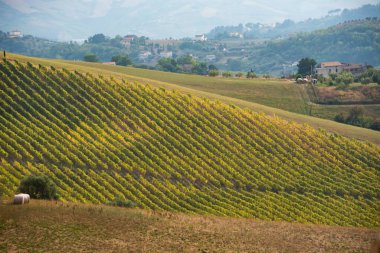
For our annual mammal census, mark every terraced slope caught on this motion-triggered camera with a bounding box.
[0,60,379,227]
[7,53,380,145]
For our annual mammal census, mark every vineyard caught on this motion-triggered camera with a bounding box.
[0,60,379,227]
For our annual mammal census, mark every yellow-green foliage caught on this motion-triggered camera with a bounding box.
[7,53,380,145]
[0,60,379,227]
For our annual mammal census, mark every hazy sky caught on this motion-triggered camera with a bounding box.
[1,0,379,40]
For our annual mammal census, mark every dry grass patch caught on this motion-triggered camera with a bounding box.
[316,85,380,104]
[0,200,378,253]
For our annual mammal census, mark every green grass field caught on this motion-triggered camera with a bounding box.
[311,104,380,121]
[7,53,380,145]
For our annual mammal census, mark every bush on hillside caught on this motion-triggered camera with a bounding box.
[246,71,257,79]
[208,69,219,77]
[83,53,99,62]
[222,71,232,78]
[108,197,137,208]
[18,174,58,200]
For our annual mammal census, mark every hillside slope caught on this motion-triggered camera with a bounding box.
[0,60,379,227]
[250,19,380,74]
[7,53,380,145]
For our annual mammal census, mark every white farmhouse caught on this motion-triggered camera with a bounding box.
[7,30,22,38]
[205,55,216,61]
[194,34,207,41]
[139,51,152,60]
[159,51,173,58]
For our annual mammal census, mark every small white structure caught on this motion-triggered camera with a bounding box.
[159,51,173,58]
[194,34,207,41]
[13,193,30,204]
[205,55,216,61]
[7,30,23,38]
[229,32,243,38]
[138,51,152,60]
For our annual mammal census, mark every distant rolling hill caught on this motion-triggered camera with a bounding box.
[0,59,379,227]
[1,19,379,75]
[247,19,380,74]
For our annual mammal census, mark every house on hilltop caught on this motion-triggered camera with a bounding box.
[315,61,366,77]
[121,35,137,47]
[7,30,22,38]
[194,34,207,41]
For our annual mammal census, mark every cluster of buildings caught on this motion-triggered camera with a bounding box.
[193,32,243,41]
[315,61,366,77]
[116,33,224,63]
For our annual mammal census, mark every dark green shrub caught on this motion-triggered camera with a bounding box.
[370,120,380,131]
[208,69,219,77]
[18,174,58,200]
[263,74,271,79]
[222,71,232,78]
[108,197,137,208]
[360,77,371,84]
[334,113,345,123]
[246,71,257,79]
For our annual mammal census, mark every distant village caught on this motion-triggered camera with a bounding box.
[2,29,374,79]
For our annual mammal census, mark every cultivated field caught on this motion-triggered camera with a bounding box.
[0,200,378,253]
[6,53,380,145]
[1,60,379,227]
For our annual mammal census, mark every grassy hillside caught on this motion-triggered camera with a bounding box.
[6,53,380,145]
[1,59,379,227]
[0,200,378,253]
[249,19,380,74]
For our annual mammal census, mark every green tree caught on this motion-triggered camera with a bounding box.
[84,53,99,62]
[222,71,232,78]
[246,71,257,78]
[192,62,208,75]
[177,54,195,65]
[297,58,316,76]
[111,54,132,66]
[263,74,271,79]
[88,33,107,44]
[208,69,219,77]
[334,113,345,123]
[156,57,179,72]
[208,64,218,71]
[18,174,58,200]
[336,71,354,87]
